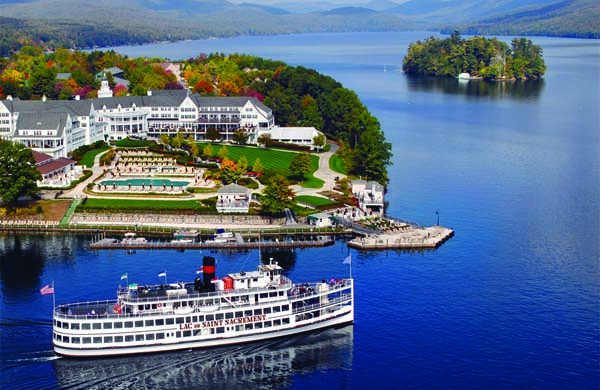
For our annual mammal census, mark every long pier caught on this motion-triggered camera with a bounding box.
[90,236,335,250]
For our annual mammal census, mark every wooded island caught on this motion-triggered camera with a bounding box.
[402,32,546,80]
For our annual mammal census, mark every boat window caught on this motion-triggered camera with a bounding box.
[54,319,58,326]
[135,320,143,327]
[56,321,61,328]
[245,323,253,330]
[71,323,80,330]
[136,334,144,341]
[63,336,70,343]
[125,335,134,342]
[166,318,174,325]
[176,317,184,324]
[82,337,91,344]
[72,337,80,344]
[82,323,91,330]
[244,310,252,317]
[186,316,192,322]
[113,322,122,329]
[274,319,281,326]
[236,325,243,332]
[193,315,199,322]
[279,291,284,296]
[225,312,233,319]
[198,315,204,322]
[216,314,223,320]
[145,319,154,327]
[264,308,271,314]
[104,336,113,343]
[235,311,243,318]
[156,333,165,340]
[103,322,112,329]
[62,322,69,329]
[254,309,262,315]
[125,321,133,328]
[260,293,268,299]
[93,323,101,330]
[146,334,154,341]
[282,305,289,311]
[115,336,123,342]
[269,292,277,297]
[155,319,164,326]
[216,327,224,334]
[193,329,201,337]
[183,330,191,337]
[93,337,102,344]
[206,314,214,321]
[273,306,281,313]
[264,321,272,328]
[176,331,182,338]
[255,322,263,329]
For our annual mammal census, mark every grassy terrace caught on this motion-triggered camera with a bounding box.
[81,146,110,168]
[76,198,210,213]
[201,143,324,188]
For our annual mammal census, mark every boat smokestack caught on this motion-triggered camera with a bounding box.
[203,256,216,292]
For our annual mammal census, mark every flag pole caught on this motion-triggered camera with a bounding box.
[163,270,167,285]
[52,280,56,309]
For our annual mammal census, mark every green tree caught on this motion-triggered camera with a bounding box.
[301,95,324,130]
[218,145,228,160]
[260,175,296,215]
[160,134,170,146]
[0,140,42,207]
[171,135,181,149]
[352,113,393,184]
[232,129,249,144]
[205,127,221,142]
[252,158,264,174]
[237,155,249,175]
[312,133,326,151]
[188,136,199,159]
[289,151,311,182]
[257,133,273,147]
[203,144,213,159]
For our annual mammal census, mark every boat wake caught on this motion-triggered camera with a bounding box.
[51,326,354,389]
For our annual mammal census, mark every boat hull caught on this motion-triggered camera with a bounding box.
[53,310,353,358]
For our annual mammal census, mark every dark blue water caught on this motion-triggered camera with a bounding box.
[1,32,598,389]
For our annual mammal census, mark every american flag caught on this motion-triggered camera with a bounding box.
[40,284,54,295]
[196,267,204,274]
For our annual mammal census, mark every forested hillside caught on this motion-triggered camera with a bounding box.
[0,47,392,183]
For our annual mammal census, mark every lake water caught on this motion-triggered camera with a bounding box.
[1,32,598,389]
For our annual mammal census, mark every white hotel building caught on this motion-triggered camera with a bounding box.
[0,88,322,159]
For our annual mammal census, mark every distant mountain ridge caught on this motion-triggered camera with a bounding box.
[0,0,596,56]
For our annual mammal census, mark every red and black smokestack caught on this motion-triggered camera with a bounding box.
[203,256,216,292]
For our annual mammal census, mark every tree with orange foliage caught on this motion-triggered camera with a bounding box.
[220,158,242,184]
[193,79,214,95]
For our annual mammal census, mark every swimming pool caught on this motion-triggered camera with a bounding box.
[99,178,190,187]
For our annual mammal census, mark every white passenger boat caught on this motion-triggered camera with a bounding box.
[51,256,354,357]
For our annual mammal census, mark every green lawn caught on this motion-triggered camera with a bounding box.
[81,147,110,168]
[296,195,337,207]
[76,198,206,212]
[200,143,323,188]
[329,154,348,175]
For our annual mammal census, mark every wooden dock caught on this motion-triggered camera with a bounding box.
[90,236,335,250]
[347,225,454,250]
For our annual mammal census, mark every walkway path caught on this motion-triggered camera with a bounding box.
[292,142,342,197]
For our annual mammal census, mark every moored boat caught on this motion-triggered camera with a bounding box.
[51,256,354,357]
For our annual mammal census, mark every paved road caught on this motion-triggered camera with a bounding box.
[291,142,342,197]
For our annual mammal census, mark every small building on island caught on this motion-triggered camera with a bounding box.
[351,180,385,215]
[217,183,251,213]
